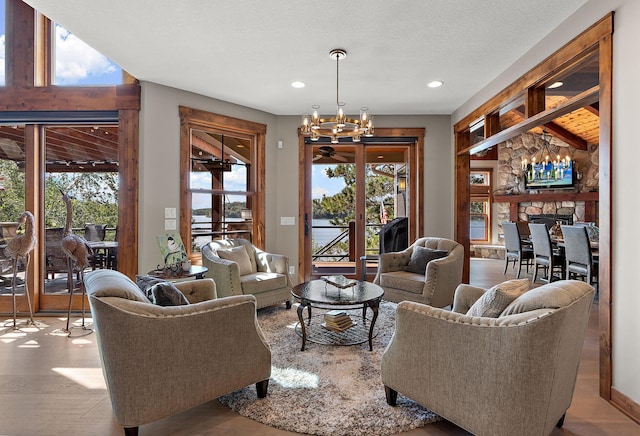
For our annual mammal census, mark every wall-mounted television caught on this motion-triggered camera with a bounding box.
[524,159,575,189]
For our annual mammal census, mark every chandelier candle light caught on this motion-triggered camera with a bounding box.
[300,49,374,143]
[521,130,572,184]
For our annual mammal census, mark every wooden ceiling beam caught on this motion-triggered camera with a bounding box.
[459,85,599,156]
[585,102,600,116]
[512,108,589,150]
[0,84,140,111]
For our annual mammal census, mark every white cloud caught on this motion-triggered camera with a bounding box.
[0,34,5,86]
[54,26,117,84]
[312,186,330,199]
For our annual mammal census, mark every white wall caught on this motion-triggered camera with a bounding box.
[269,114,453,280]
[453,0,640,406]
[139,82,278,274]
[139,83,453,284]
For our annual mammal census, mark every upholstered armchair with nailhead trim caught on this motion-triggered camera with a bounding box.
[201,238,293,309]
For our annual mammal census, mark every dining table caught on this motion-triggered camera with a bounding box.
[87,240,118,269]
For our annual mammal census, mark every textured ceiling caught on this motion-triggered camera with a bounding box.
[24,0,589,116]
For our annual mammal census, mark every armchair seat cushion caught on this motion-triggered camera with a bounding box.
[240,272,289,294]
[379,271,425,295]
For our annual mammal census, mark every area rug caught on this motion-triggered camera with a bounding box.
[219,302,441,435]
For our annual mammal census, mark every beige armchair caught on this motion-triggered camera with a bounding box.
[381,279,595,436]
[201,238,293,309]
[85,269,271,436]
[373,237,463,307]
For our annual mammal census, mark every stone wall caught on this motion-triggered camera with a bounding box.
[497,132,599,196]
[494,132,599,242]
[496,201,585,235]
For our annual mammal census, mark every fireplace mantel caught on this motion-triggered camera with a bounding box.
[493,191,598,203]
[494,191,599,222]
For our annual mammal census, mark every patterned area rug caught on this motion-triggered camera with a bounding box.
[219,302,440,435]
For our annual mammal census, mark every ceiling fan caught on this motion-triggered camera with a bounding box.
[313,145,352,163]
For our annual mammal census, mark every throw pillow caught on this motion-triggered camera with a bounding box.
[135,274,165,293]
[147,281,190,306]
[466,278,530,318]
[217,246,253,275]
[405,246,448,274]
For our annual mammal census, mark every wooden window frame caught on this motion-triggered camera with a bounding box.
[0,1,140,316]
[470,169,492,244]
[179,106,266,260]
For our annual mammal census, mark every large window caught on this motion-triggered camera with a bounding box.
[189,129,254,252]
[0,2,139,315]
[53,23,122,85]
[470,170,491,243]
[179,106,265,259]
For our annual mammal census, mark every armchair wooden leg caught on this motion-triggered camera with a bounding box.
[556,413,566,428]
[256,379,269,398]
[285,299,292,309]
[384,386,398,406]
[124,427,139,436]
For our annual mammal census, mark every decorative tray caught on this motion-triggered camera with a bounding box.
[321,275,358,289]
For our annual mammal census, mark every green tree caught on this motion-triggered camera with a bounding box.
[0,159,119,234]
[0,160,26,222]
[313,163,397,257]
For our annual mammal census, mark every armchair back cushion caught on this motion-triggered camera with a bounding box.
[217,245,254,275]
[466,278,529,318]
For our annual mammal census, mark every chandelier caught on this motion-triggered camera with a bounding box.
[521,130,572,182]
[300,49,374,143]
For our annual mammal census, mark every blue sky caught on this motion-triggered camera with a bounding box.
[312,165,345,199]
[0,0,122,86]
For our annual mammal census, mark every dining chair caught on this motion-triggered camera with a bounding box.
[502,222,534,278]
[561,225,598,291]
[529,223,565,283]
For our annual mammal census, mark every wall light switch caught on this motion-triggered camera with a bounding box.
[289,266,295,275]
[165,219,176,230]
[280,216,295,225]
[165,207,176,219]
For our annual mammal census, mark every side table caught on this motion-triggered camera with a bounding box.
[147,265,208,280]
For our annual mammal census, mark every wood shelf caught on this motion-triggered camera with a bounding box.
[494,191,599,203]
[494,191,599,223]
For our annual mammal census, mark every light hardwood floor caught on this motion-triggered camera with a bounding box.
[0,258,637,435]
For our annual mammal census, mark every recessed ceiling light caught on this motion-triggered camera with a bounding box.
[548,81,564,89]
[427,80,444,88]
[291,81,306,88]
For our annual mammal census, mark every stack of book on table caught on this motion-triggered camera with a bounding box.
[323,309,354,332]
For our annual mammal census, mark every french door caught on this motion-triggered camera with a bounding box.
[300,129,424,281]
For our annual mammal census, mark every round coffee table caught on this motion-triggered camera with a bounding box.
[291,279,384,351]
